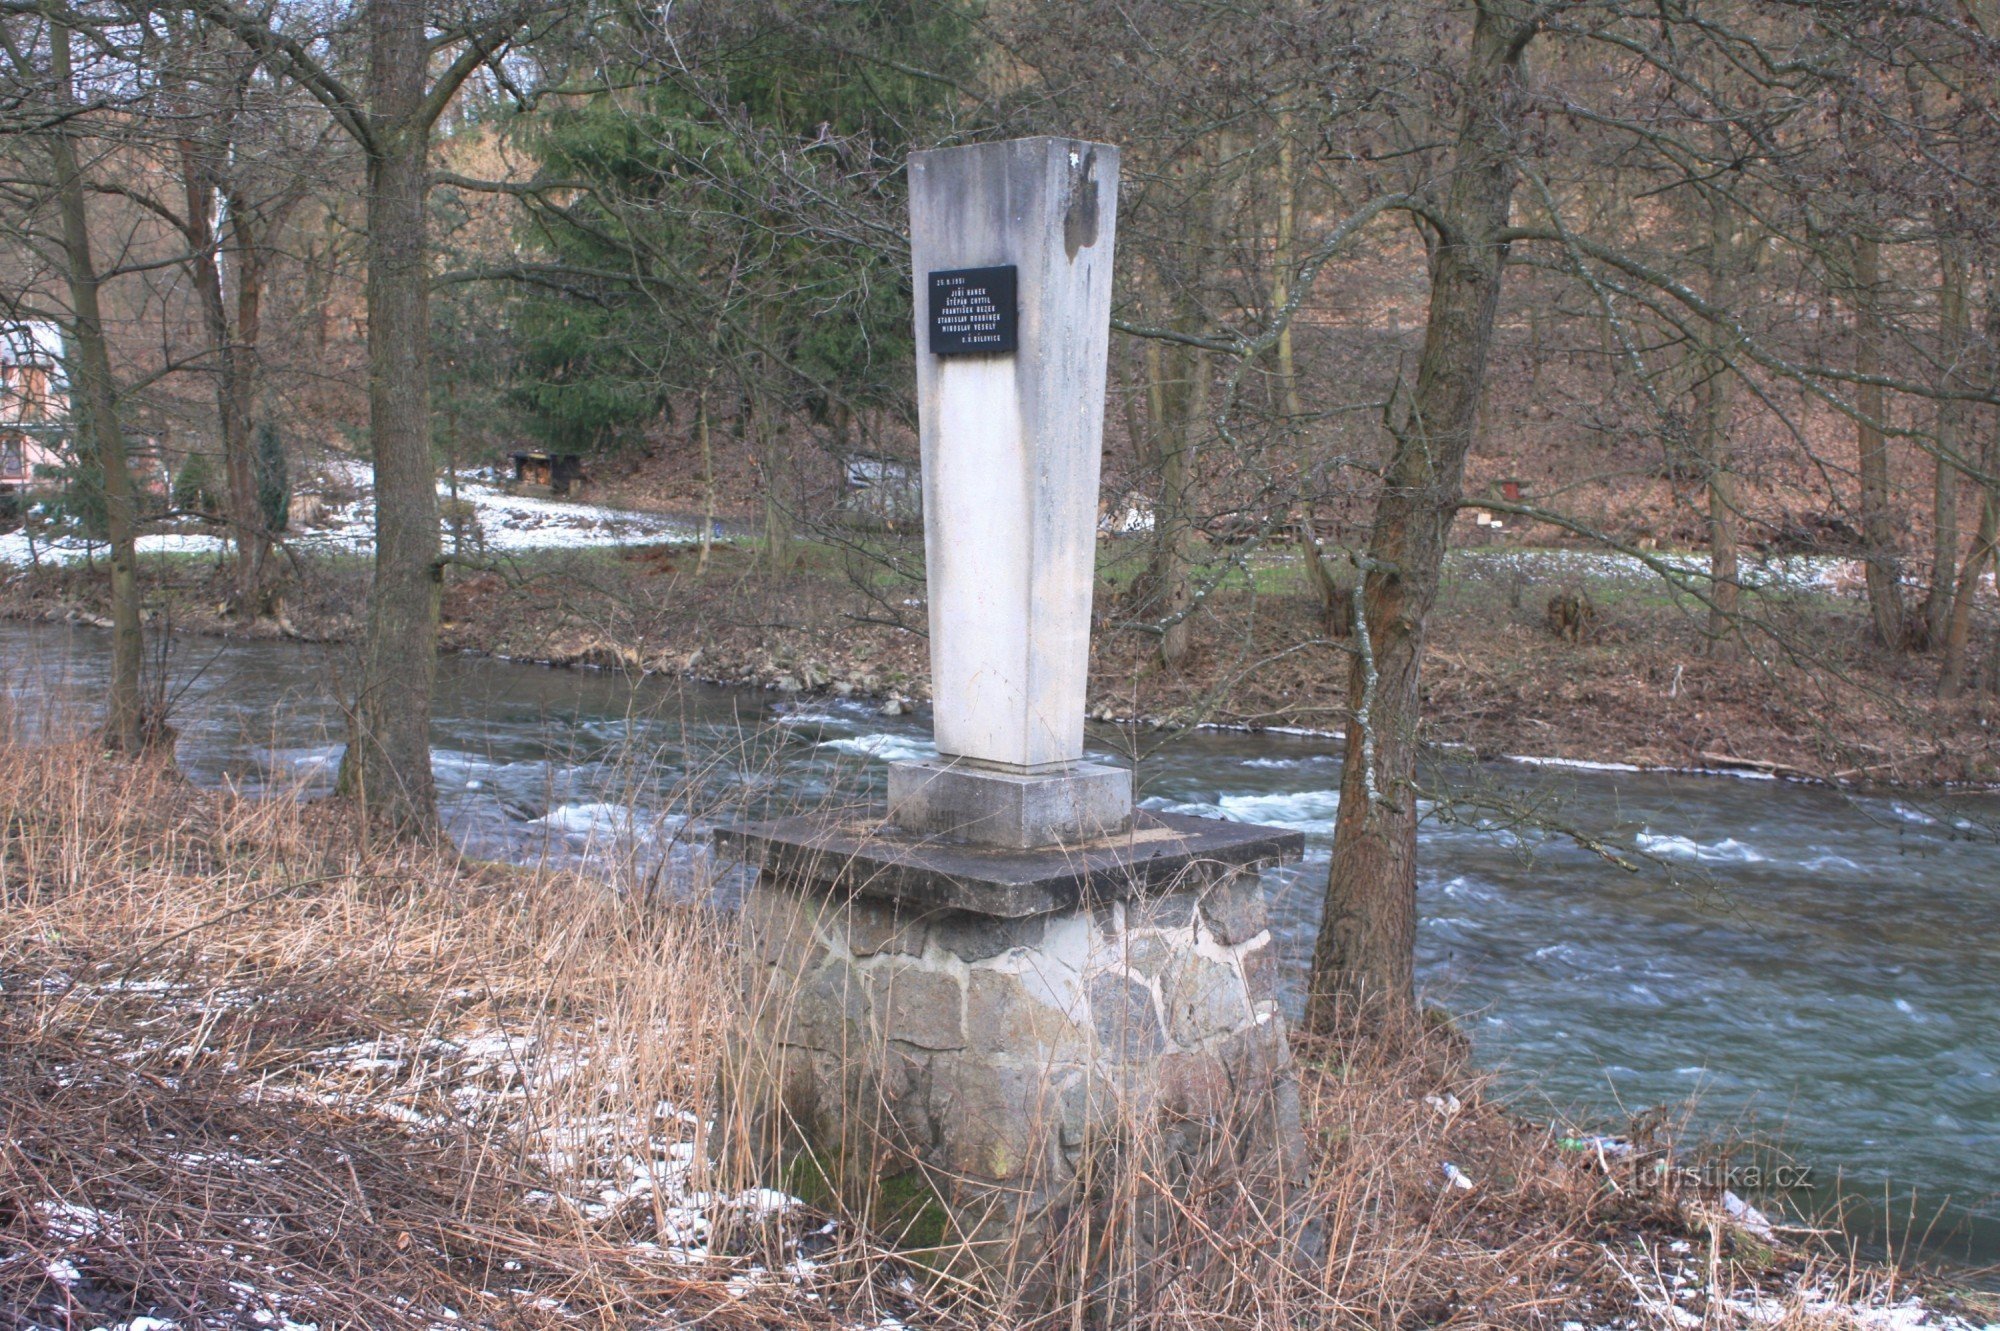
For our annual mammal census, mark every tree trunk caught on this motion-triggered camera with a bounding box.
[1304,4,1527,1039]
[1939,273,2000,698]
[1297,505,1350,636]
[1117,343,1147,491]
[755,389,793,572]
[443,404,461,555]
[1699,358,1739,644]
[1921,236,1969,650]
[1940,483,1997,699]
[1698,191,1742,648]
[335,0,440,835]
[697,384,715,573]
[227,207,270,606]
[1271,126,1303,422]
[48,19,146,753]
[179,146,266,615]
[1852,236,1906,649]
[308,209,338,355]
[1142,323,1204,669]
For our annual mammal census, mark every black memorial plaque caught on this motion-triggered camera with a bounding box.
[928,265,1018,356]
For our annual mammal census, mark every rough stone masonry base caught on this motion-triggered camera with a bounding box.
[715,817,1319,1307]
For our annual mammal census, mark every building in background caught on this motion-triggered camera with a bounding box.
[0,321,69,493]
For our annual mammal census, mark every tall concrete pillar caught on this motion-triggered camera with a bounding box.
[888,137,1132,850]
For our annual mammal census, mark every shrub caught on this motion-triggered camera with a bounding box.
[44,455,107,540]
[255,421,289,534]
[172,450,223,516]
[440,495,483,553]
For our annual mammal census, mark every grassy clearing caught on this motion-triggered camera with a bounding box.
[0,716,1959,1328]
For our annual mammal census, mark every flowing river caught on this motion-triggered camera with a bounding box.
[6,621,1997,1275]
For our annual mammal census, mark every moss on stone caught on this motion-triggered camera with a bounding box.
[874,1168,953,1258]
[781,1156,952,1263]
[780,1152,838,1210]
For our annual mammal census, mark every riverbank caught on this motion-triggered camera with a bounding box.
[4,735,1991,1329]
[6,530,1999,788]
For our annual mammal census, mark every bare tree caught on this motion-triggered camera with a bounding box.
[1303,0,1535,1035]
[189,0,553,833]
[1940,272,2000,697]
[1849,233,1907,648]
[0,5,150,750]
[155,21,323,617]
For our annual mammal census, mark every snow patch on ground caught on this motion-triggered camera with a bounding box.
[1603,1237,2000,1331]
[1456,546,1864,596]
[0,460,706,568]
[18,981,826,1327]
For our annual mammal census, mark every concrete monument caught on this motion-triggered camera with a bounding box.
[885,137,1131,850]
[715,137,1316,1308]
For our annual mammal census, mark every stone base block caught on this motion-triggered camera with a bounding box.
[715,816,1318,1309]
[886,757,1132,849]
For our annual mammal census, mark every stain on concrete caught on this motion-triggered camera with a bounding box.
[1063,147,1100,260]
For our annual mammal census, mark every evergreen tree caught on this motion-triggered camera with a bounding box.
[173,450,222,515]
[47,447,108,541]
[505,0,978,453]
[254,421,289,534]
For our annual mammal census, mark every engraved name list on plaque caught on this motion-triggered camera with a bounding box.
[927,264,1018,355]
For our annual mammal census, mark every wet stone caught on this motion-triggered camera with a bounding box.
[1239,937,1279,1002]
[843,897,926,957]
[792,959,872,1053]
[1126,890,1198,933]
[965,968,1073,1053]
[1198,874,1269,946]
[1217,1020,1288,1087]
[743,880,826,967]
[738,956,777,1011]
[1161,952,1251,1047]
[936,911,1046,962]
[1056,1072,1094,1149]
[929,1055,1064,1182]
[1157,1050,1232,1119]
[1089,972,1164,1056]
[868,960,966,1050]
[1112,932,1172,981]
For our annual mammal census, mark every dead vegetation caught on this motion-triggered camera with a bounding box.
[0,732,1970,1329]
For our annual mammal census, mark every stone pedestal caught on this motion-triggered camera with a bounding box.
[886,756,1130,850]
[714,812,1318,1303]
[712,133,1316,1310]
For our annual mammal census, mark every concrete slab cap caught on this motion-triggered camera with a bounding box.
[712,809,1303,919]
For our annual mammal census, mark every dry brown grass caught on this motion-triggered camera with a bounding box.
[0,728,1945,1330]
